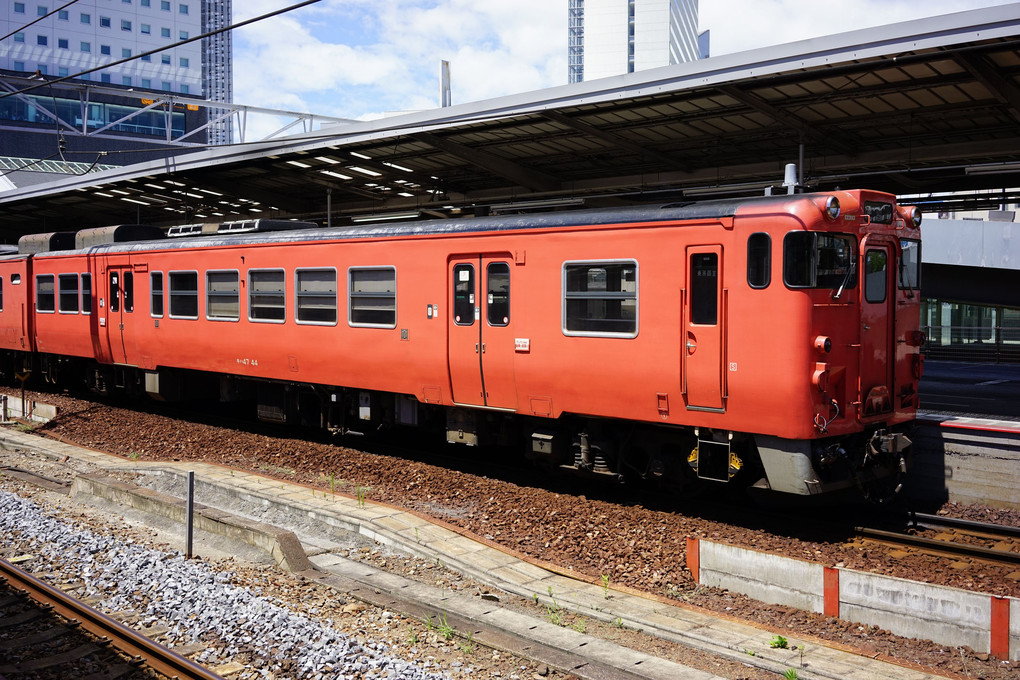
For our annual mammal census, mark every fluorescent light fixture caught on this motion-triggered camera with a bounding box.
[350,151,372,159]
[348,166,381,177]
[286,160,312,169]
[964,162,1020,175]
[398,192,415,197]
[110,188,130,195]
[383,162,413,172]
[351,211,419,223]
[316,156,340,164]
[320,170,352,180]
[121,197,150,206]
[489,198,585,214]
[94,191,114,198]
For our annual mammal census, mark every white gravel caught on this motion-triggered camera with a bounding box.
[0,488,454,679]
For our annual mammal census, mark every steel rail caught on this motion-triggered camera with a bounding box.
[855,526,1020,566]
[908,511,1020,538]
[0,556,224,680]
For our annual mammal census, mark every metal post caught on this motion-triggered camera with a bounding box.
[186,471,195,559]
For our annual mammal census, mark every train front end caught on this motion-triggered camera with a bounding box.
[752,191,923,501]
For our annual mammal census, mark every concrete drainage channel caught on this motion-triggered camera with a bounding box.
[0,427,968,680]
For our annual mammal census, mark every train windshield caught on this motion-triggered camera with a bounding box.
[899,239,921,289]
[783,232,856,290]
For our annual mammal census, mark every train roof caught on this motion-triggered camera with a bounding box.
[30,191,885,257]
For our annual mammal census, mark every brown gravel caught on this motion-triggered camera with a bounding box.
[8,388,1020,679]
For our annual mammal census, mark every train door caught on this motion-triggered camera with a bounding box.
[683,245,726,411]
[448,256,517,409]
[102,263,135,365]
[859,236,895,416]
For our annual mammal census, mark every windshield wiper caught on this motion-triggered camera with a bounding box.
[832,260,856,300]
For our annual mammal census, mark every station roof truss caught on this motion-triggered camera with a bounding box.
[2,3,1020,238]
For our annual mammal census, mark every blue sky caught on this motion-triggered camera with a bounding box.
[231,0,1016,136]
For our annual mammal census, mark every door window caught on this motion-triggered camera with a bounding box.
[486,263,509,326]
[109,272,120,312]
[690,253,718,325]
[453,264,475,325]
[864,250,888,303]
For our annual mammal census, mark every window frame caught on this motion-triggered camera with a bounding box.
[562,259,639,338]
[248,268,286,324]
[35,274,55,313]
[747,232,771,289]
[864,249,888,304]
[58,273,79,314]
[486,262,510,327]
[782,231,857,290]
[348,266,397,328]
[150,271,164,317]
[205,269,240,321]
[899,238,921,291]
[168,270,199,320]
[294,267,338,326]
[81,273,92,315]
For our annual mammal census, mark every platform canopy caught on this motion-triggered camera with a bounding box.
[2,4,1020,238]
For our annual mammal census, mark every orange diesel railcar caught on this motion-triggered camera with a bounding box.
[13,191,922,499]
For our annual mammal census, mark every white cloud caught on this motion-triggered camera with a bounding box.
[230,0,1014,129]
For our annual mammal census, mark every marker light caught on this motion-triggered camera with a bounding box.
[815,336,832,353]
[824,196,840,220]
[908,206,922,228]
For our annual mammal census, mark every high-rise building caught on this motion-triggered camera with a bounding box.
[0,0,232,165]
[568,0,704,84]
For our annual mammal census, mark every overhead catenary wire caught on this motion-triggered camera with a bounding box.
[0,0,323,101]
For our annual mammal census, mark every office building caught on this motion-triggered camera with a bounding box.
[569,0,703,83]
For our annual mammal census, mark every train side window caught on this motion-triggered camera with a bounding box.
[11,274,21,285]
[207,270,240,321]
[349,267,396,328]
[58,273,79,313]
[487,263,510,326]
[453,264,475,326]
[249,269,285,323]
[110,271,120,312]
[783,232,856,290]
[864,250,887,303]
[899,239,921,290]
[0,277,3,312]
[691,253,718,325]
[150,272,163,317]
[36,274,55,313]
[295,268,337,325]
[563,260,638,337]
[168,270,199,319]
[123,271,134,313]
[81,273,92,314]
[747,233,771,289]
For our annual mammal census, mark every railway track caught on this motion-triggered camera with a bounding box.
[0,555,224,680]
[856,512,1020,567]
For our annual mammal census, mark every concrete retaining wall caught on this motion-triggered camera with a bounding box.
[910,419,1020,510]
[70,474,312,572]
[688,536,1018,660]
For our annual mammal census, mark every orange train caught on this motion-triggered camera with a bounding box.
[0,190,923,499]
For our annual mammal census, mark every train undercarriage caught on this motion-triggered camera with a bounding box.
[11,353,911,502]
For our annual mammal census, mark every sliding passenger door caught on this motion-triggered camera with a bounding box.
[100,261,135,365]
[859,236,895,416]
[447,255,517,409]
[683,245,726,412]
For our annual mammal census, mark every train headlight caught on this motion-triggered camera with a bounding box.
[824,196,840,220]
[908,206,922,228]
